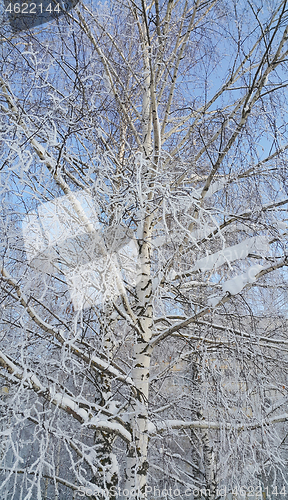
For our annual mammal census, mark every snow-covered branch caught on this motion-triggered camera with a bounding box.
[0,267,135,388]
[0,348,132,442]
[195,320,288,350]
[0,349,88,422]
[151,413,288,433]
[151,259,288,346]
[0,468,83,493]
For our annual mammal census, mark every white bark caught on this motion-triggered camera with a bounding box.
[125,219,154,495]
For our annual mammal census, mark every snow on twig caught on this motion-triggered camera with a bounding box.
[0,349,132,442]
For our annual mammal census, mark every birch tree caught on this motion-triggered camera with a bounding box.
[1,0,288,498]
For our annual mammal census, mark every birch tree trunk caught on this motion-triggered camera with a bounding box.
[125,234,153,495]
[125,10,156,491]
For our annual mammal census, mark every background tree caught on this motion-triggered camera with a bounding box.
[1,0,288,498]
